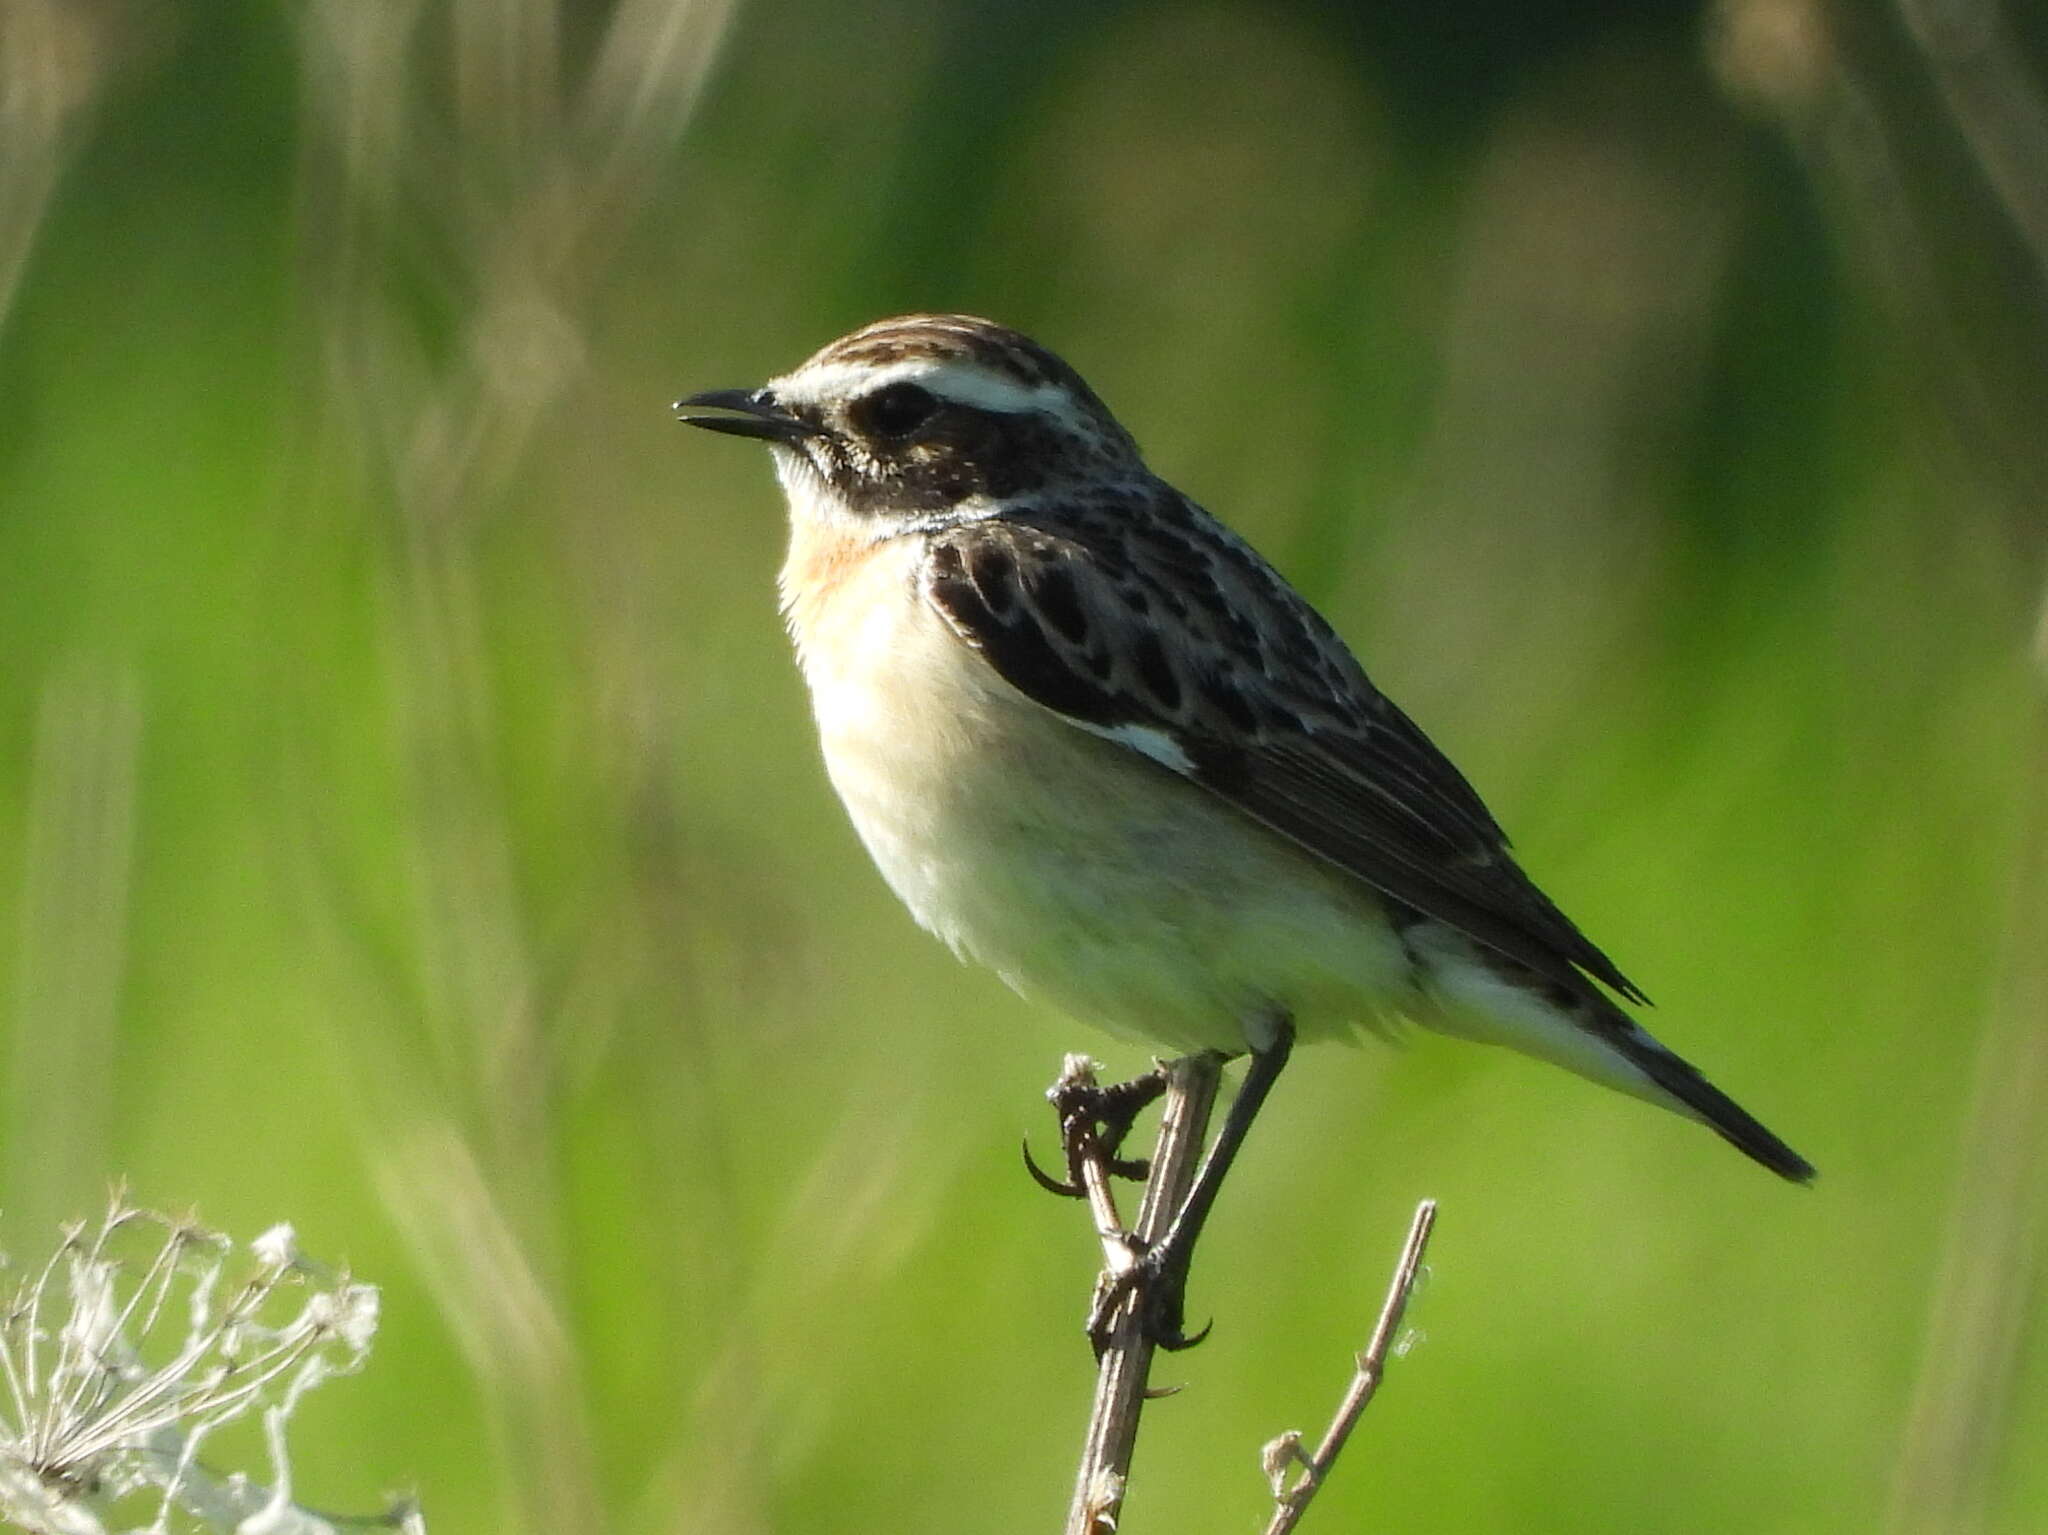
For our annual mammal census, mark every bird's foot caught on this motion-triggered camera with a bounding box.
[1086,1237,1212,1359]
[1023,1062,1169,1198]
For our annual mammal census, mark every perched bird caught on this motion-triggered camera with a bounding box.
[677,314,1812,1337]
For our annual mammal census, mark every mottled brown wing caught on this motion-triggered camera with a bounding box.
[922,492,1646,1005]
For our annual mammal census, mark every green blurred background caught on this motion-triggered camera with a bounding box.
[3,0,2046,1530]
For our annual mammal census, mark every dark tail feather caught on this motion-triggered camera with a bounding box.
[1612,1020,1816,1183]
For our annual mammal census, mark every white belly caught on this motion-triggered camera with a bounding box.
[781,532,1414,1055]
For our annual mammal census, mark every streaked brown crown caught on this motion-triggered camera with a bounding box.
[802,314,1116,414]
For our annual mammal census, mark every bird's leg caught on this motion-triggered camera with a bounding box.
[1025,1059,1171,1198]
[1088,1015,1295,1354]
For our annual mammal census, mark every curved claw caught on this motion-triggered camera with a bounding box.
[1085,1251,1214,1357]
[1151,1312,1213,1352]
[1022,1137,1085,1198]
[1134,1258,1206,1353]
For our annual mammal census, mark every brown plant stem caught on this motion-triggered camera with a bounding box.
[1261,1199,1439,1534]
[1062,1053,1223,1535]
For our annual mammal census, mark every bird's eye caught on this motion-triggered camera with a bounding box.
[852,382,940,440]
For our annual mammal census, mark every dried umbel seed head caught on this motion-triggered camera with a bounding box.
[0,1201,418,1535]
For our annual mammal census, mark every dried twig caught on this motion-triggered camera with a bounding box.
[1261,1199,1438,1534]
[1051,1051,1438,1534]
[1061,1053,1223,1535]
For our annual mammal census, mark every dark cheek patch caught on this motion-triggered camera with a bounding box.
[834,450,978,516]
[979,414,1069,499]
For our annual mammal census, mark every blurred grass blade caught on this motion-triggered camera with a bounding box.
[7,664,141,1233]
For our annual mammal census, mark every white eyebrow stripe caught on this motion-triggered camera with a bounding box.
[776,358,1090,430]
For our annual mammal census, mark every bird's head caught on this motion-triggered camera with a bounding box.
[677,314,1142,535]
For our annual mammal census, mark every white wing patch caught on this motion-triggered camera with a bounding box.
[1079,720,1196,775]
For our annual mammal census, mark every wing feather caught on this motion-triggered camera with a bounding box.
[922,491,1646,1005]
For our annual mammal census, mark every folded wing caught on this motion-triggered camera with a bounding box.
[921,489,1645,1008]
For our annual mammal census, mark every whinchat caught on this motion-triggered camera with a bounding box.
[678,314,1812,1331]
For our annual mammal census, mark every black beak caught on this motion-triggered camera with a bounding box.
[673,388,822,445]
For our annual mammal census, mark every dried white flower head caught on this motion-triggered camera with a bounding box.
[0,1201,423,1535]
[249,1226,299,1274]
